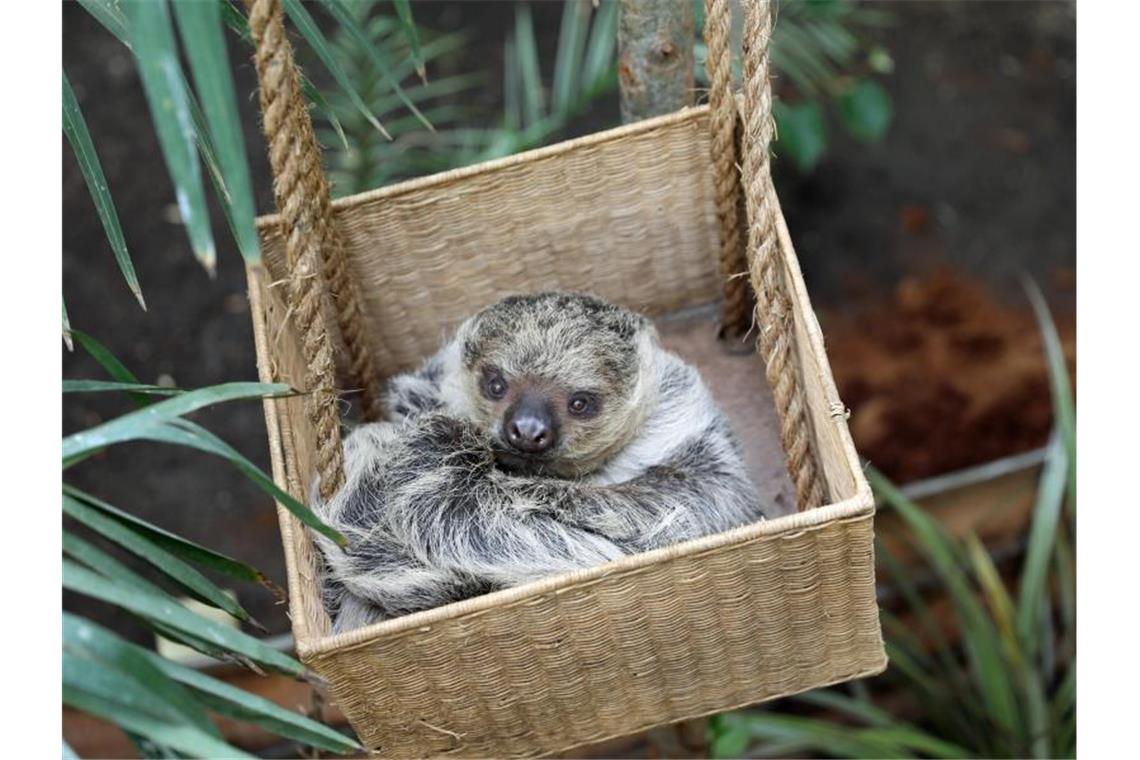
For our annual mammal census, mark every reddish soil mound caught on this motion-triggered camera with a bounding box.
[824,272,1075,483]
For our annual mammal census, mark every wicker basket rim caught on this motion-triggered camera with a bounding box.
[253,104,712,234]
[298,484,873,657]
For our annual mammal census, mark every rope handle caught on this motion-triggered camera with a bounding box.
[705,0,826,510]
[247,0,384,498]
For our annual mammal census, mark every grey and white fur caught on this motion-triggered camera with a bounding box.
[313,292,769,632]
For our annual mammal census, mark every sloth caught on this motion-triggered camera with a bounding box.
[313,292,768,632]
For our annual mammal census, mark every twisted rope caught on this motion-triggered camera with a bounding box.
[248,0,355,498]
[704,0,752,338]
[738,0,825,510]
[247,0,384,435]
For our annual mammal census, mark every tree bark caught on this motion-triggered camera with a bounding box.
[618,0,696,123]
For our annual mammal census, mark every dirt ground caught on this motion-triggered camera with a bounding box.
[62,1,1075,642]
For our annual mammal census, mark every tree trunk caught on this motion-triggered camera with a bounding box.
[618,0,696,123]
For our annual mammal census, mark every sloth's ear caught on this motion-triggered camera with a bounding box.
[601,310,651,342]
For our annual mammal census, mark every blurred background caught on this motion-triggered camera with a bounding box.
[63,1,1075,756]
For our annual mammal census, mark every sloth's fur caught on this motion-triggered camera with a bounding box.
[313,292,768,632]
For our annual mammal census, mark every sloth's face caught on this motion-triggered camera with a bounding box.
[458,293,656,478]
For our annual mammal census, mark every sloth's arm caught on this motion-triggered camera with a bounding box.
[505,421,761,551]
[315,411,757,626]
[383,349,449,422]
[354,415,758,574]
[320,415,629,594]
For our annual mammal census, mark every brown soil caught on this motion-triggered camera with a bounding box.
[824,271,1075,483]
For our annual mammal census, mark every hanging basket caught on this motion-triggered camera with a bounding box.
[244,0,886,756]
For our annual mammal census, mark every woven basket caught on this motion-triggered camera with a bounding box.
[244,0,886,756]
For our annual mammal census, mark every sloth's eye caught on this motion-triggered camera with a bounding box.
[483,373,508,400]
[567,392,598,417]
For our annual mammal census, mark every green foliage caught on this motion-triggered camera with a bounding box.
[69,0,422,289]
[707,287,1076,759]
[121,0,217,275]
[172,0,261,262]
[696,0,896,173]
[310,0,478,194]
[837,78,893,142]
[63,72,144,309]
[772,100,827,173]
[63,332,359,754]
[489,0,619,159]
[315,0,619,196]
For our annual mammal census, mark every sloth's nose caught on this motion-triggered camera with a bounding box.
[505,403,557,454]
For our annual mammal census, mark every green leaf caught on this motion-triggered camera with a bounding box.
[710,726,751,758]
[69,614,360,754]
[877,540,983,738]
[64,530,259,668]
[1015,437,1068,652]
[877,540,958,668]
[318,0,433,133]
[186,84,232,206]
[64,613,219,740]
[61,381,291,462]
[78,0,129,45]
[63,494,261,629]
[582,0,619,87]
[514,3,544,128]
[63,71,146,309]
[771,21,835,97]
[966,534,1054,757]
[63,300,74,351]
[63,534,264,677]
[221,0,349,150]
[773,100,827,173]
[868,46,895,75]
[66,334,345,546]
[71,329,138,387]
[79,0,235,221]
[64,530,173,599]
[792,689,896,728]
[794,688,975,758]
[729,708,972,760]
[391,0,426,83]
[283,0,391,139]
[63,380,182,396]
[371,71,486,117]
[1023,276,1076,506]
[305,76,350,150]
[965,534,1021,664]
[64,560,305,677]
[869,465,1023,750]
[503,33,520,131]
[135,419,348,546]
[122,0,216,275]
[144,645,360,753]
[553,0,590,113]
[173,0,261,263]
[804,18,858,67]
[733,712,907,759]
[64,485,268,586]
[63,653,251,758]
[837,78,892,142]
[1053,520,1076,642]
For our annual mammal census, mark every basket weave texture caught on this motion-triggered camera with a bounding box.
[244,0,886,755]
